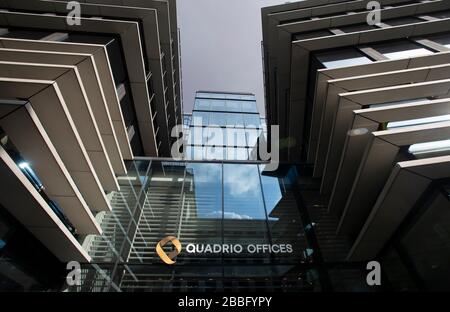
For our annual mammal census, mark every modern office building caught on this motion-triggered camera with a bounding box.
[262,0,450,290]
[184,91,264,161]
[1,0,450,292]
[0,0,183,291]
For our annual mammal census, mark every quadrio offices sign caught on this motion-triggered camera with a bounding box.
[156,236,294,265]
[185,243,293,255]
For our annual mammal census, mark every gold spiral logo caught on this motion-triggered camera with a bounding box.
[156,236,182,265]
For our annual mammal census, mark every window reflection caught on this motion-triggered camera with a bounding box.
[226,147,249,160]
[226,100,242,112]
[226,128,247,147]
[192,111,209,126]
[244,114,261,128]
[185,163,222,219]
[210,99,226,111]
[372,40,433,60]
[242,101,258,113]
[315,48,372,69]
[209,112,227,127]
[195,99,210,110]
[426,33,450,49]
[226,113,244,127]
[400,192,450,291]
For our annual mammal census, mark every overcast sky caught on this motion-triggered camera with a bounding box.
[177,0,288,117]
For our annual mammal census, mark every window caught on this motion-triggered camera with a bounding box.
[226,147,249,161]
[210,99,227,111]
[223,164,266,220]
[189,127,207,145]
[246,129,261,147]
[338,23,376,33]
[384,16,422,26]
[426,33,450,49]
[205,146,225,160]
[226,113,244,127]
[195,99,210,111]
[226,100,242,112]
[226,128,247,147]
[244,114,261,128]
[372,40,433,60]
[314,48,373,69]
[185,163,222,218]
[241,101,258,113]
[429,10,450,19]
[209,112,227,127]
[205,128,225,146]
[294,29,333,41]
[191,111,209,126]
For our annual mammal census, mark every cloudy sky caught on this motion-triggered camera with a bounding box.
[177,0,288,116]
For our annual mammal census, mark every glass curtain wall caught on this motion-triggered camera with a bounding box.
[70,159,353,292]
[185,92,264,161]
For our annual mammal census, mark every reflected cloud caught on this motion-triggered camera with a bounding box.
[206,210,253,220]
[224,165,260,197]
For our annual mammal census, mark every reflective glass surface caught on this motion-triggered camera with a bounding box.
[315,48,372,69]
[186,92,264,160]
[427,33,450,49]
[74,160,319,291]
[372,40,433,60]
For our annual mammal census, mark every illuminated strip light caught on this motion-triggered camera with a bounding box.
[151,177,173,182]
[387,114,450,129]
[408,139,450,155]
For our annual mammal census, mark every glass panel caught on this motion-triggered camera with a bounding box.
[196,92,224,99]
[372,40,433,60]
[261,166,309,262]
[185,145,193,160]
[384,16,422,26]
[226,113,244,127]
[205,127,225,146]
[210,99,227,111]
[223,164,270,258]
[191,111,209,126]
[190,146,207,159]
[205,146,225,160]
[195,99,210,111]
[244,114,261,128]
[315,48,372,69]
[189,127,207,145]
[226,128,247,147]
[400,192,450,291]
[429,10,450,19]
[241,101,258,113]
[226,147,248,160]
[209,112,227,126]
[426,33,450,48]
[226,100,242,112]
[181,163,223,263]
[246,129,260,147]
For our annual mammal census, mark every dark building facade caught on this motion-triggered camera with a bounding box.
[262,0,450,291]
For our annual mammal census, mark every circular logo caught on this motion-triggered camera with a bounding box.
[156,236,182,265]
